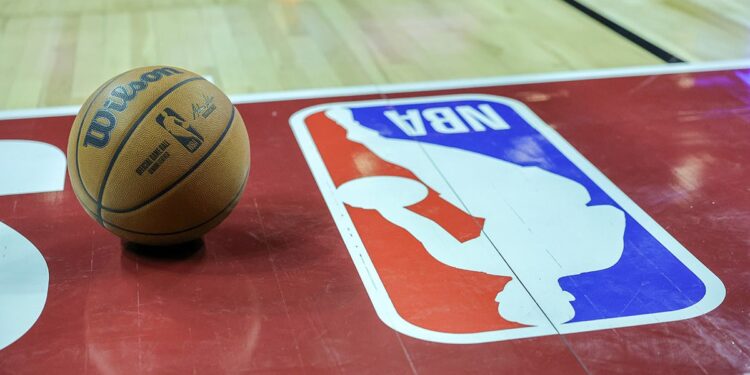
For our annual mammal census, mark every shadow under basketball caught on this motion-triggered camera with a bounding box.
[123,238,205,260]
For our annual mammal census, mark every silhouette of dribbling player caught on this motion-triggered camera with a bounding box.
[156,108,204,152]
[326,107,626,326]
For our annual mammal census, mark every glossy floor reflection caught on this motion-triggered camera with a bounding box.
[0,64,748,373]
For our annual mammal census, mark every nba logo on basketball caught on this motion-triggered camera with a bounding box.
[156,107,204,153]
[290,94,725,344]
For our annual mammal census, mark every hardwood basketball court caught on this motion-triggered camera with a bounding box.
[1,1,749,374]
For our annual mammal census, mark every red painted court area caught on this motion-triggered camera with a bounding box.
[0,65,749,373]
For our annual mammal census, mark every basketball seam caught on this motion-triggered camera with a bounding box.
[86,166,249,236]
[93,76,205,224]
[75,71,132,202]
[101,107,237,213]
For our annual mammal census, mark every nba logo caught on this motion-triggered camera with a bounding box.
[156,107,204,153]
[290,94,725,344]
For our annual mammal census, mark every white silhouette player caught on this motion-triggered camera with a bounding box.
[326,107,625,326]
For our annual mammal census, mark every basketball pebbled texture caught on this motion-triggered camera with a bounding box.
[67,66,250,245]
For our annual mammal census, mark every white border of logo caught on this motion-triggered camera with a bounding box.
[291,94,724,344]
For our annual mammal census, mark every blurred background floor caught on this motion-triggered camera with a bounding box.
[0,0,747,109]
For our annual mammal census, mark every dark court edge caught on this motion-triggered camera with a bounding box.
[561,0,685,63]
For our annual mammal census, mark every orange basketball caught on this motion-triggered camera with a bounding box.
[67,66,250,245]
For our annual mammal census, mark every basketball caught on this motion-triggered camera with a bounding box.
[66,66,250,246]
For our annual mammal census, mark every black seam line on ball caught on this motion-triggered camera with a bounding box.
[93,76,205,224]
[75,71,132,202]
[85,166,248,236]
[101,107,236,214]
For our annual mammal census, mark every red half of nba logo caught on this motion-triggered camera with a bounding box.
[290,94,725,344]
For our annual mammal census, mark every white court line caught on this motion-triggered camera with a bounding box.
[0,105,80,121]
[0,59,748,121]
[231,59,750,104]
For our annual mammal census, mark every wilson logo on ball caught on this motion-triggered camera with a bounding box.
[83,67,183,148]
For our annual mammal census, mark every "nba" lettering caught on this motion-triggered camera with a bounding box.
[384,104,511,136]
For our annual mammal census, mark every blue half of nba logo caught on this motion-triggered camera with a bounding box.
[290,94,725,344]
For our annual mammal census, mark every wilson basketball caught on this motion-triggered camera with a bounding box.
[67,66,250,245]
